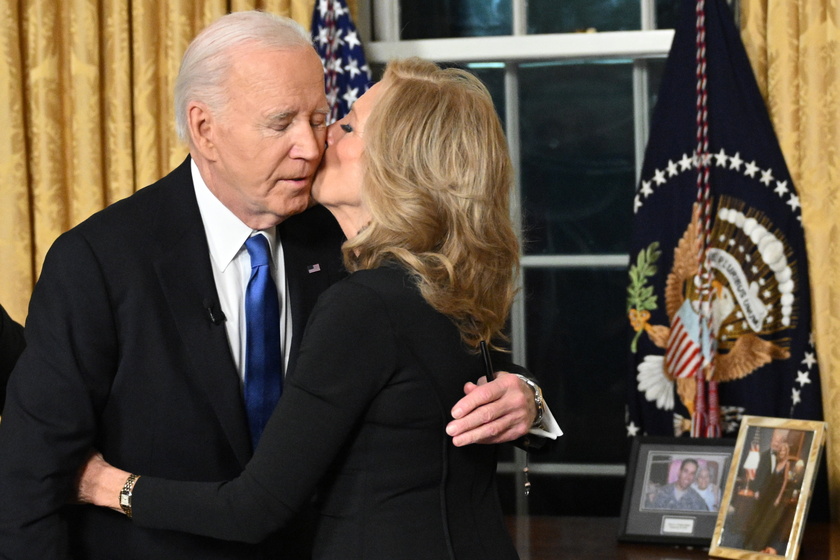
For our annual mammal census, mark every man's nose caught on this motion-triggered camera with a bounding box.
[291,124,325,160]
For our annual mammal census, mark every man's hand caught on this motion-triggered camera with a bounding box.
[76,451,129,512]
[446,372,536,446]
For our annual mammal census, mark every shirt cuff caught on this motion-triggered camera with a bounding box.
[530,399,562,439]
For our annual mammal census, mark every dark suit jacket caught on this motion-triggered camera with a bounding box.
[0,158,346,560]
[752,449,775,497]
[0,305,25,413]
[131,265,520,560]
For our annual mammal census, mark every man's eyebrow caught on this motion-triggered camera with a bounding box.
[267,109,330,121]
[266,111,294,122]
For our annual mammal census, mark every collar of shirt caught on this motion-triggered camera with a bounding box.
[190,159,274,272]
[190,159,289,379]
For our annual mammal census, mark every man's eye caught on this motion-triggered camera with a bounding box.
[340,124,353,133]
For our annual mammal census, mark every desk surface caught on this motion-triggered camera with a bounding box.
[505,516,838,560]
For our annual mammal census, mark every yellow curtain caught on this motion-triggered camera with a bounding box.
[0,0,365,323]
[740,0,840,519]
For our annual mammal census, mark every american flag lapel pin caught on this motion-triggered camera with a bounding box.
[307,263,321,274]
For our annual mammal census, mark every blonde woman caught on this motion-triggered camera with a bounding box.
[79,59,522,560]
[744,442,791,553]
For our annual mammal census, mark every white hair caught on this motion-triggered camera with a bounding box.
[174,11,315,142]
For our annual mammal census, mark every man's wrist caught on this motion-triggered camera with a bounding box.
[515,374,544,429]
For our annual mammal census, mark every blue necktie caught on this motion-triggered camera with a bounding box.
[243,234,282,448]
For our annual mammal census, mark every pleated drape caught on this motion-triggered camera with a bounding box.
[0,0,352,321]
[741,0,840,519]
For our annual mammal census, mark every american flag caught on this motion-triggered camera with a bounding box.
[665,302,703,380]
[311,0,372,123]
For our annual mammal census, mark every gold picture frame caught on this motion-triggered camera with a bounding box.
[709,416,827,559]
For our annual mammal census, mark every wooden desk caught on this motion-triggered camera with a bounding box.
[505,516,838,559]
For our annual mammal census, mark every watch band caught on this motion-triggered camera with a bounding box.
[119,473,140,518]
[515,375,544,429]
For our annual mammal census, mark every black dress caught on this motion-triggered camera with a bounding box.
[133,265,519,560]
[743,462,788,551]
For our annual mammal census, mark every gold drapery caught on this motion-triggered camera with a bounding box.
[741,0,840,519]
[0,0,363,322]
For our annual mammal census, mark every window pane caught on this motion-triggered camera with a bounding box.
[647,57,667,121]
[527,0,641,34]
[519,61,635,255]
[399,0,512,39]
[465,63,506,127]
[523,268,628,464]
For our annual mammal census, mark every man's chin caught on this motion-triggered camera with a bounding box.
[276,196,312,221]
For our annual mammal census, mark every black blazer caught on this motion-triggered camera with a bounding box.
[0,158,346,560]
[752,449,775,497]
[131,265,520,560]
[0,304,25,413]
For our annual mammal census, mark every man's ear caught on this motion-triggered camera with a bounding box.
[187,102,219,161]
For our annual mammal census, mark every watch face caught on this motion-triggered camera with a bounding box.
[120,493,130,507]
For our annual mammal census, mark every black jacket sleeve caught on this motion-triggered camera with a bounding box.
[0,304,26,413]
[131,280,398,543]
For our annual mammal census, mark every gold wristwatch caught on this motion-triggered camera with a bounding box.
[119,473,141,518]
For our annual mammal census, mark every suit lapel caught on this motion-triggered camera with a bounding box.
[152,159,252,465]
[279,205,347,376]
[283,239,335,377]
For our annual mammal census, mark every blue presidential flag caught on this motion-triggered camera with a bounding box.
[311,0,371,123]
[625,0,822,439]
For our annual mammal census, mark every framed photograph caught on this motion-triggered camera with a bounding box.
[619,436,736,545]
[710,416,827,560]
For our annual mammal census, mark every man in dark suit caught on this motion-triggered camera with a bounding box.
[752,428,790,499]
[0,304,25,413]
[0,12,549,560]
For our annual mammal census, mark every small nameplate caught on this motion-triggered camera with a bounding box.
[661,516,696,535]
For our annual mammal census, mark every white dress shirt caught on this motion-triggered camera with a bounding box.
[191,160,292,382]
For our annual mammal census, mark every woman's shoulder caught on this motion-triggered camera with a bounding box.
[318,265,413,308]
[313,265,427,329]
[340,264,414,294]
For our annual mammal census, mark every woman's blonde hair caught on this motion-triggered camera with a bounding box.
[343,58,519,349]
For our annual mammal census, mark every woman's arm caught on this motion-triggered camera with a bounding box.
[774,464,789,506]
[78,279,397,543]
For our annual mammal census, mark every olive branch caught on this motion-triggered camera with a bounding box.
[627,242,661,353]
